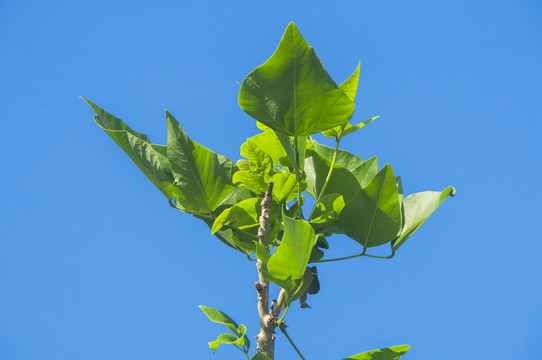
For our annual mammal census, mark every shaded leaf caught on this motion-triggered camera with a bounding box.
[338,164,402,248]
[83,98,175,200]
[392,186,455,253]
[166,111,236,214]
[251,352,272,360]
[239,22,354,136]
[343,345,411,360]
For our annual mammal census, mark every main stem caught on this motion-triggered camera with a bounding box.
[255,183,275,358]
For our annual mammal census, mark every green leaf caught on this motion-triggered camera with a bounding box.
[281,266,315,307]
[83,98,175,200]
[267,214,315,280]
[239,22,355,136]
[232,170,269,194]
[338,164,402,248]
[304,145,361,203]
[322,63,360,138]
[248,130,293,167]
[165,111,237,214]
[309,139,378,188]
[199,305,240,334]
[254,242,297,291]
[271,172,305,203]
[309,193,346,235]
[251,352,272,360]
[208,332,247,353]
[343,345,411,360]
[211,197,261,235]
[392,186,455,253]
[340,61,361,102]
[240,139,274,176]
[341,115,379,138]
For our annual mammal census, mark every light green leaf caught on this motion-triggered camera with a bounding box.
[251,352,272,360]
[248,130,293,167]
[239,22,355,136]
[343,345,411,360]
[211,198,260,235]
[309,193,346,235]
[254,242,297,291]
[236,159,250,171]
[199,305,241,334]
[392,186,455,253]
[165,111,236,214]
[267,214,315,280]
[322,62,360,138]
[338,164,402,248]
[83,98,175,200]
[240,139,274,176]
[340,61,361,101]
[232,170,269,194]
[271,172,305,203]
[208,333,247,353]
[341,115,379,138]
[281,266,315,308]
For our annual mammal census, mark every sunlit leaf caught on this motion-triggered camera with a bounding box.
[392,186,455,253]
[240,139,274,176]
[267,214,315,280]
[166,111,237,214]
[239,22,354,136]
[343,345,411,360]
[271,172,305,203]
[232,170,268,194]
[83,98,175,200]
[341,116,379,138]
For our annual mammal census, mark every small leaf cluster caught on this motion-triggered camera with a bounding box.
[85,22,454,359]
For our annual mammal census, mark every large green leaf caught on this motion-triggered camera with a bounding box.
[83,98,175,200]
[392,186,455,253]
[343,345,411,360]
[239,22,355,136]
[166,111,236,214]
[338,164,402,248]
[267,214,315,280]
[271,172,305,203]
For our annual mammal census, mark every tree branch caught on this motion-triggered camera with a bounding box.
[255,182,275,359]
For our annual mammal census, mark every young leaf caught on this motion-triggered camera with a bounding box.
[341,115,379,139]
[254,242,297,291]
[343,345,411,360]
[165,111,237,214]
[239,22,354,136]
[199,305,241,334]
[392,186,455,253]
[338,164,402,248]
[271,172,305,203]
[249,130,293,167]
[240,139,274,176]
[83,98,176,200]
[267,214,315,280]
[232,170,268,194]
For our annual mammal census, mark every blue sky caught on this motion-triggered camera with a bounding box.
[1,0,541,359]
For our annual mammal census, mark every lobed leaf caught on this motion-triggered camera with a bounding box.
[338,164,402,248]
[239,22,355,137]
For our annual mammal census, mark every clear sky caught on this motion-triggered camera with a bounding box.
[1,0,541,359]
